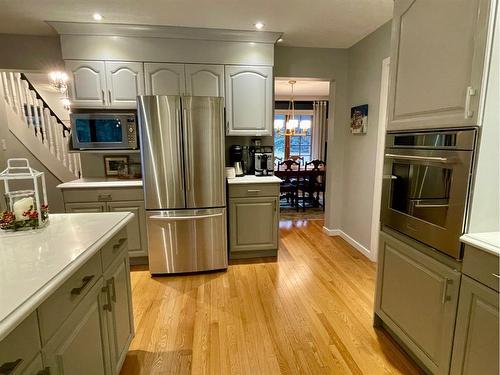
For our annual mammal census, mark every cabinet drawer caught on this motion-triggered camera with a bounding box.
[101,228,128,271]
[38,252,102,344]
[228,183,279,198]
[62,188,144,203]
[0,312,40,374]
[463,244,499,292]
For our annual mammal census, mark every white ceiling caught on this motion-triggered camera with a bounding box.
[0,0,393,48]
[275,79,330,100]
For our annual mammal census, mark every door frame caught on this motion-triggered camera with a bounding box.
[370,57,390,261]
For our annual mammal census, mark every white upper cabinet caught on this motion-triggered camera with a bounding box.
[225,65,273,136]
[144,63,186,95]
[67,60,144,108]
[387,0,493,131]
[66,60,107,107]
[185,64,224,97]
[105,61,145,108]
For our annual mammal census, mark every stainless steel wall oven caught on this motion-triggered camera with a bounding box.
[381,129,477,258]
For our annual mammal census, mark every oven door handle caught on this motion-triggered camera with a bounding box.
[385,153,450,163]
[413,203,450,209]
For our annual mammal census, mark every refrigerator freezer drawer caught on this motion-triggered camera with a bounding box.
[147,208,228,274]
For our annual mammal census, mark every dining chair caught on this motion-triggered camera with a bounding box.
[305,159,326,210]
[277,159,301,210]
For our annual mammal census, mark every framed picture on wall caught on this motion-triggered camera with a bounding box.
[104,156,128,177]
[350,104,368,134]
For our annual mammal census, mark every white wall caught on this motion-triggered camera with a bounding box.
[274,46,350,229]
[0,34,64,71]
[0,92,65,213]
[468,8,500,233]
[334,21,392,260]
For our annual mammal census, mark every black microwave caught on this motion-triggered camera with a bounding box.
[70,112,138,150]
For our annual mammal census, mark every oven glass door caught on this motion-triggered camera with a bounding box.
[381,149,473,258]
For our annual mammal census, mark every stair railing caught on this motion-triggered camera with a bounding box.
[0,71,81,178]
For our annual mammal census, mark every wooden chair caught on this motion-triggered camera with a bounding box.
[304,159,326,210]
[277,159,301,210]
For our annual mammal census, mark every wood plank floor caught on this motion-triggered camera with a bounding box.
[120,219,423,375]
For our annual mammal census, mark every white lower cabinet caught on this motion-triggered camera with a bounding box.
[375,230,461,375]
[62,188,148,259]
[0,230,134,375]
[103,254,134,374]
[42,279,110,375]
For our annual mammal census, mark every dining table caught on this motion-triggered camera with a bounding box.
[273,168,326,209]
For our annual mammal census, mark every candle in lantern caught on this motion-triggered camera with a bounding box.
[13,197,34,221]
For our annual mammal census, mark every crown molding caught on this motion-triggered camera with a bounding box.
[47,21,282,44]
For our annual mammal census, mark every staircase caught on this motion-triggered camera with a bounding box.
[0,71,80,181]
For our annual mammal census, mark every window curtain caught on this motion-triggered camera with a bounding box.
[311,101,328,161]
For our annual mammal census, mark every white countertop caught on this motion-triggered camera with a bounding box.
[0,212,134,340]
[460,232,500,256]
[227,175,282,184]
[57,178,143,189]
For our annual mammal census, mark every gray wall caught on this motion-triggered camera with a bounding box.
[274,46,350,229]
[340,21,392,254]
[0,34,64,71]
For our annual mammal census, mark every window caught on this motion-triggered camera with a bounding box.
[273,112,313,163]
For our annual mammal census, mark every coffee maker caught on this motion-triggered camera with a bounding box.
[229,145,244,176]
[254,146,274,176]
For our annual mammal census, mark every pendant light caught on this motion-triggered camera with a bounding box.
[285,80,298,135]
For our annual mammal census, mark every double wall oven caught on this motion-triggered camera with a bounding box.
[381,129,477,259]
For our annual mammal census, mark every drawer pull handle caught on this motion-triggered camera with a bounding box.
[247,189,261,193]
[98,194,112,201]
[71,275,94,295]
[0,358,23,374]
[113,238,126,250]
[492,273,500,279]
[102,285,113,312]
[441,278,451,304]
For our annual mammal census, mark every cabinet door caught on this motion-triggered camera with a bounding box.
[107,201,147,257]
[43,280,111,375]
[103,254,134,374]
[144,63,185,95]
[450,275,499,375]
[387,0,492,131]
[105,61,145,108]
[229,196,278,252]
[66,60,107,107]
[65,202,106,213]
[225,65,273,136]
[185,64,224,97]
[375,231,461,375]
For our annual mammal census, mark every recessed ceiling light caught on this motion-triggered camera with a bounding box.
[254,22,264,30]
[93,13,103,21]
[277,38,284,43]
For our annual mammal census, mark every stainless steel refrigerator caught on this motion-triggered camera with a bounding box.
[138,95,227,274]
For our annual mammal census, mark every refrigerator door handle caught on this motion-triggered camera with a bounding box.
[149,212,224,222]
[176,108,184,190]
[183,108,193,192]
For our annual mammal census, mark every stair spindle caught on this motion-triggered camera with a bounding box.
[43,108,55,155]
[31,91,42,141]
[14,73,27,124]
[1,72,11,106]
[22,80,34,130]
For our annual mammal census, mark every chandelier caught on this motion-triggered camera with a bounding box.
[48,71,69,94]
[274,80,311,136]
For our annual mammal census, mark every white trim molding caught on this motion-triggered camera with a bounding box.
[322,226,375,262]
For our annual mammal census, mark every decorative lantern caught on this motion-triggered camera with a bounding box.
[0,159,49,231]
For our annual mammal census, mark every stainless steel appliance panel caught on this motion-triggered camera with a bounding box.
[146,208,228,274]
[138,96,185,210]
[182,96,225,208]
[381,129,476,258]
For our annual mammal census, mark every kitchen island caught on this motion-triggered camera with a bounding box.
[0,212,134,375]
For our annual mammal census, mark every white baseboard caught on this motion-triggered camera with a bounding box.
[322,226,375,262]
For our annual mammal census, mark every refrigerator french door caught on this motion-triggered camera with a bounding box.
[138,95,227,274]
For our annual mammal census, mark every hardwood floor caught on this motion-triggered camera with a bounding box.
[121,219,423,375]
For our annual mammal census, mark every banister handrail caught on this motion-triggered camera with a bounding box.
[19,73,71,136]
